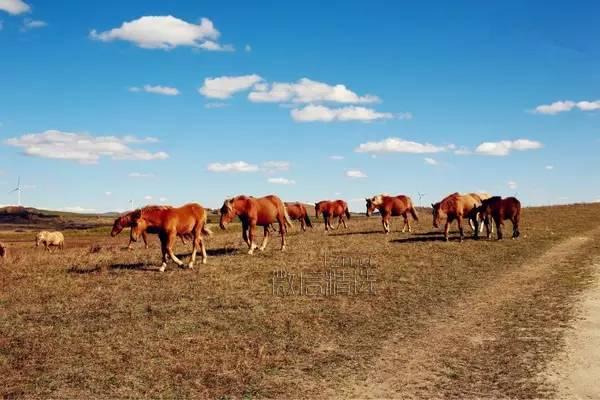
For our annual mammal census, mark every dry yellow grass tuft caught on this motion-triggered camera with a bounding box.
[2,203,600,398]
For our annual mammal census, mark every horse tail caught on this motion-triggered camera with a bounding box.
[409,206,419,222]
[201,211,213,237]
[345,205,351,220]
[284,207,293,228]
[303,212,313,228]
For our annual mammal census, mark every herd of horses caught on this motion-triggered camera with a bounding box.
[108,192,521,271]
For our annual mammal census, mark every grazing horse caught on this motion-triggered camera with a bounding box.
[35,231,65,252]
[475,196,521,240]
[468,192,494,233]
[285,202,312,231]
[315,200,351,231]
[366,194,419,234]
[432,193,482,242]
[219,195,292,255]
[111,209,191,249]
[129,203,211,271]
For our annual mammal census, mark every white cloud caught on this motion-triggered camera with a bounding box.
[128,172,154,178]
[22,18,45,30]
[207,161,259,173]
[144,195,153,201]
[454,147,472,155]
[329,155,344,160]
[355,137,448,154]
[424,157,438,165]
[346,169,367,178]
[105,191,112,196]
[204,102,228,109]
[268,177,296,185]
[262,160,290,172]
[475,139,542,156]
[248,78,379,104]
[545,165,554,170]
[5,130,168,164]
[576,100,600,111]
[507,181,518,190]
[0,0,30,15]
[199,74,263,99]
[397,112,413,120]
[291,105,393,122]
[198,40,234,52]
[90,16,229,51]
[130,85,180,96]
[534,100,600,114]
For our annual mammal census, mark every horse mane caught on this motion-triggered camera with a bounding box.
[482,196,502,205]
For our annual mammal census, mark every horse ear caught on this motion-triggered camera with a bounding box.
[431,203,435,208]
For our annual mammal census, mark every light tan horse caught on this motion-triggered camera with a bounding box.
[366,194,419,234]
[468,192,494,233]
[219,195,292,255]
[314,200,351,231]
[35,231,65,252]
[432,193,482,242]
[129,204,211,271]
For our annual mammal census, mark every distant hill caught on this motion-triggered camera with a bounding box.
[0,206,115,231]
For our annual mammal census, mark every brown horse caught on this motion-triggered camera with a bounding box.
[129,203,211,271]
[475,196,521,240]
[432,193,482,242]
[366,194,419,234]
[285,202,312,231]
[111,209,191,249]
[219,195,292,255]
[315,200,351,231]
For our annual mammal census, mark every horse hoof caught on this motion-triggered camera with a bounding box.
[188,262,194,269]
[248,250,255,255]
[158,265,166,272]
[202,258,207,265]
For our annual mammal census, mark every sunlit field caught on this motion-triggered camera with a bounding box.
[2,203,600,399]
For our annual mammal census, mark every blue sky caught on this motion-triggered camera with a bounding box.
[0,0,599,212]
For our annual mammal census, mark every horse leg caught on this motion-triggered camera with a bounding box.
[444,221,450,241]
[457,217,465,242]
[188,232,198,269]
[143,231,149,249]
[300,218,306,232]
[158,233,168,272]
[485,216,492,239]
[512,216,520,239]
[495,217,503,240]
[166,232,185,267]
[324,216,330,232]
[384,216,391,234]
[248,223,258,255]
[242,222,251,248]
[280,220,287,251]
[342,217,348,229]
[259,226,270,251]
[401,214,408,233]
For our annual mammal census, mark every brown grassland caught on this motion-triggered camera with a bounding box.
[2,203,600,399]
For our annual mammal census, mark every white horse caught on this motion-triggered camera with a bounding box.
[36,231,65,252]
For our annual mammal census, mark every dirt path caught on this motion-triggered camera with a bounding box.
[331,231,599,399]
[546,261,600,400]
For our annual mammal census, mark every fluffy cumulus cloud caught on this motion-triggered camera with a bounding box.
[0,0,30,14]
[268,177,295,185]
[346,170,367,178]
[248,78,379,104]
[90,16,230,51]
[291,105,393,122]
[207,161,259,173]
[424,157,438,165]
[534,100,600,114]
[5,130,168,164]
[199,74,263,99]
[355,137,448,154]
[475,139,542,156]
[130,85,180,96]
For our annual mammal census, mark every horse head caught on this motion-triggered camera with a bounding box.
[219,198,237,229]
[365,198,375,217]
[111,214,129,237]
[431,202,444,228]
[314,202,322,219]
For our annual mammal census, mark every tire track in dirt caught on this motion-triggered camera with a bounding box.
[332,228,600,399]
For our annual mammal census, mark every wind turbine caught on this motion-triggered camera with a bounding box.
[9,177,22,206]
[417,192,426,207]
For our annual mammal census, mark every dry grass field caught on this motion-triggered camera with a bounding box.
[2,203,600,399]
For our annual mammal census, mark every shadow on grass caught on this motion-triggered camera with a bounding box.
[173,247,239,259]
[391,234,480,244]
[109,262,153,271]
[328,230,382,236]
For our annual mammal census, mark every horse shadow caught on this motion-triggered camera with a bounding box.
[328,230,382,236]
[173,247,238,259]
[391,233,479,244]
[109,262,152,271]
